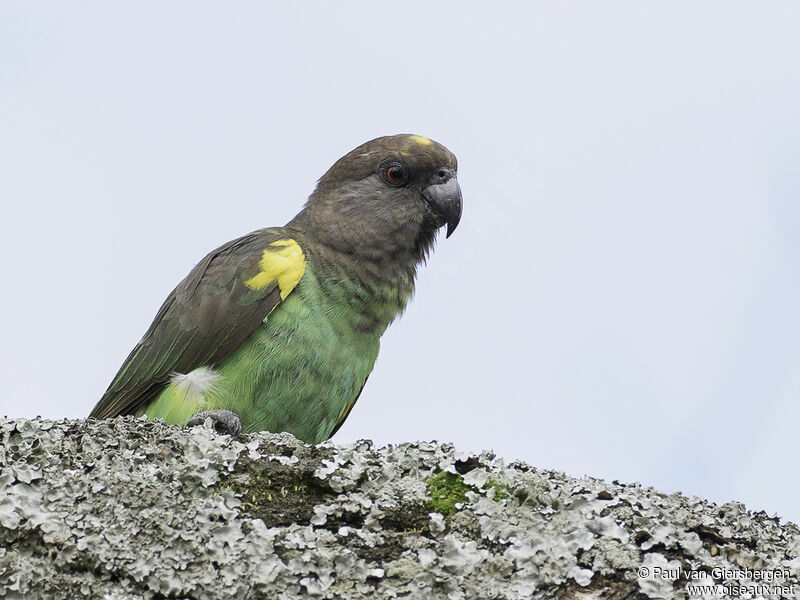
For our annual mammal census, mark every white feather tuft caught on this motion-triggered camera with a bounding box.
[170,367,221,395]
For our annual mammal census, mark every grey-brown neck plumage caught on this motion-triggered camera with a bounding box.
[288,198,437,336]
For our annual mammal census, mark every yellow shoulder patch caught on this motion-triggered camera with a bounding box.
[244,239,305,300]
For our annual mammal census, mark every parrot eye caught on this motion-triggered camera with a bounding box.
[383,162,409,186]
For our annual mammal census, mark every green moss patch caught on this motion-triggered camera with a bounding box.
[426,472,470,516]
[426,472,510,517]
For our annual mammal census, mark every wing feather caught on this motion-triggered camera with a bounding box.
[90,229,304,419]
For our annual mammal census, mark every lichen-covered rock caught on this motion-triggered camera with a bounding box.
[0,417,798,599]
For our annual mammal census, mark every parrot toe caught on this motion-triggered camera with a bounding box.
[186,410,242,436]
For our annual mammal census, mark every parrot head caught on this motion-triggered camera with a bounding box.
[292,134,462,259]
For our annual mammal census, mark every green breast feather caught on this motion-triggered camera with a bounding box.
[143,254,381,444]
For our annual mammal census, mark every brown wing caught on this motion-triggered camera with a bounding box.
[90,228,304,419]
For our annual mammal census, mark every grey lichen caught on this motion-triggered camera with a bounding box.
[0,417,798,599]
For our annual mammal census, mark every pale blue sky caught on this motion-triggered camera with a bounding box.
[1,2,799,523]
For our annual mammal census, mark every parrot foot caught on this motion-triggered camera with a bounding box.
[186,410,242,436]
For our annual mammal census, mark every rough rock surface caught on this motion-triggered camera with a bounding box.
[0,417,798,599]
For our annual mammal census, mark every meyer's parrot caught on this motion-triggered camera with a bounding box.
[89,134,462,443]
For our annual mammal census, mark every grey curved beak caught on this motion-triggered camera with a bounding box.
[423,174,463,238]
